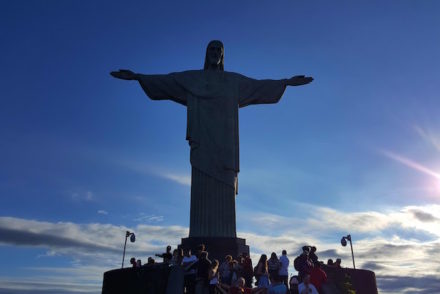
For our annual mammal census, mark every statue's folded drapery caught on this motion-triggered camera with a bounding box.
[138,70,286,237]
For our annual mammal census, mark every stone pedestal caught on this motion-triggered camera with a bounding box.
[102,264,172,294]
[179,236,249,261]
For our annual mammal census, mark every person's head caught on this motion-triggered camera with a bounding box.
[130,257,136,264]
[204,40,224,71]
[235,277,245,288]
[311,246,317,253]
[137,259,142,266]
[177,248,184,257]
[173,249,178,256]
[200,251,208,259]
[336,258,341,266]
[290,276,299,286]
[282,250,287,255]
[327,259,334,265]
[225,255,232,262]
[185,249,192,257]
[197,243,205,252]
[212,259,219,269]
[270,252,277,259]
[259,254,267,264]
[303,274,311,285]
[166,245,171,253]
[302,246,310,255]
[147,257,155,264]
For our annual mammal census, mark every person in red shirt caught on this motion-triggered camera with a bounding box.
[310,261,327,292]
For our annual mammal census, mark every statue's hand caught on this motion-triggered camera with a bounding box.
[285,75,313,86]
[110,69,137,80]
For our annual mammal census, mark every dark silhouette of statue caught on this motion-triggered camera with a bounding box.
[111,40,313,238]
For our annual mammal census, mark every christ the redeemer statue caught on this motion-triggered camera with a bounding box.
[111,40,313,238]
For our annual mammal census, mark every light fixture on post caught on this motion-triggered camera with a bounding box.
[340,234,355,269]
[121,230,136,268]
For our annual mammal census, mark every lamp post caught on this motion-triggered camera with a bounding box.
[341,234,355,269]
[121,231,136,268]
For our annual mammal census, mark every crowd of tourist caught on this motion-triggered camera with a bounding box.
[129,244,344,294]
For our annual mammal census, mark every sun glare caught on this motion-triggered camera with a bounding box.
[381,150,440,179]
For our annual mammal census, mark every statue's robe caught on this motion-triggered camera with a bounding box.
[138,70,286,237]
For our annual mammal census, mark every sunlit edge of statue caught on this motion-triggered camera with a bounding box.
[111,40,313,238]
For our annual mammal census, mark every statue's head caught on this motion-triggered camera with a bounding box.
[204,40,224,71]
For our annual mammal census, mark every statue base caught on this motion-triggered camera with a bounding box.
[102,263,172,294]
[179,236,249,261]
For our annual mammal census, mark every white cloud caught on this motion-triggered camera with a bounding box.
[160,172,191,186]
[85,191,94,201]
[0,275,100,293]
[242,204,440,240]
[133,213,164,223]
[70,191,95,202]
[0,217,187,263]
[97,210,108,215]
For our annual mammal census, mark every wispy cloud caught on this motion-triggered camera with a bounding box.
[413,125,440,152]
[115,159,191,186]
[377,274,440,294]
[97,210,108,215]
[133,213,164,223]
[160,172,191,186]
[242,204,440,240]
[0,278,99,294]
[70,191,94,202]
[0,217,187,262]
[408,208,439,222]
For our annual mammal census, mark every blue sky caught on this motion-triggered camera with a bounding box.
[1,1,440,293]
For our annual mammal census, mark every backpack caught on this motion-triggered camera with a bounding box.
[268,259,280,273]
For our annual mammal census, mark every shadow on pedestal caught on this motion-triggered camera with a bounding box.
[322,266,378,294]
[179,236,249,261]
[102,263,173,294]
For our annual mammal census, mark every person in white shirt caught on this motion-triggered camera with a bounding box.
[278,250,289,288]
[182,249,198,293]
[298,274,318,294]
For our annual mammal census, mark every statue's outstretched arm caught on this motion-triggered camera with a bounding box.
[238,74,313,107]
[283,75,314,86]
[111,69,187,106]
[110,69,141,81]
